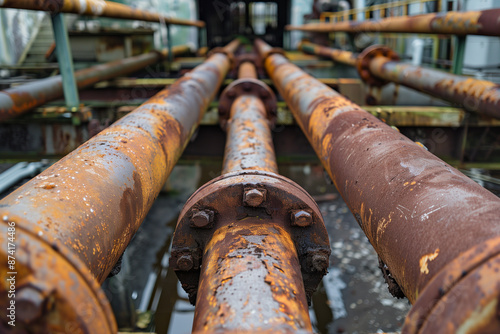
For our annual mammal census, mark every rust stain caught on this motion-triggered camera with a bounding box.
[419,249,440,275]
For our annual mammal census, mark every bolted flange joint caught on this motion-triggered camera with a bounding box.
[218,78,277,131]
[170,170,331,305]
[356,45,400,87]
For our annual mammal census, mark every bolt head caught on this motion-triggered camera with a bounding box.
[311,253,329,272]
[17,287,46,324]
[291,210,313,227]
[190,210,214,228]
[177,254,194,271]
[243,188,266,207]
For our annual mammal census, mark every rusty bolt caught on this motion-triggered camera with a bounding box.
[243,188,266,207]
[177,254,194,271]
[311,253,329,272]
[290,210,313,227]
[17,287,46,324]
[190,210,214,228]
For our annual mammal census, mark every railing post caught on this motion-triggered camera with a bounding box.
[50,13,79,111]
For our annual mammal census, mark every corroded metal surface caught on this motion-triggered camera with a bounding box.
[0,44,232,332]
[366,47,500,119]
[171,58,329,331]
[286,8,500,36]
[0,45,190,122]
[223,95,278,174]
[298,41,357,67]
[0,0,205,27]
[297,42,500,119]
[192,221,312,333]
[238,61,258,79]
[256,38,500,332]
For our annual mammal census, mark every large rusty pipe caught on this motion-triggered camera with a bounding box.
[173,59,328,333]
[0,41,234,333]
[299,41,500,119]
[0,45,191,122]
[286,8,500,36]
[298,41,357,67]
[256,39,500,333]
[0,0,205,27]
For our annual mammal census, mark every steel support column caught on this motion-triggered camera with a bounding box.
[51,13,79,110]
[171,60,329,333]
[256,38,500,333]
[0,40,236,333]
[0,45,191,122]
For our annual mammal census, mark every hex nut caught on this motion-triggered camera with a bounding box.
[290,209,313,227]
[243,188,266,207]
[177,254,194,271]
[311,253,329,272]
[190,210,214,228]
[17,287,46,324]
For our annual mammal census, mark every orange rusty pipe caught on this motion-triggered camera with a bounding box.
[298,41,357,67]
[0,42,234,333]
[238,61,258,80]
[286,8,500,36]
[0,45,191,122]
[189,57,318,333]
[299,42,500,119]
[256,39,500,333]
[0,0,205,27]
[192,221,312,333]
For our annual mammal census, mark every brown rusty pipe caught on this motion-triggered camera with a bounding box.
[299,41,500,119]
[286,8,500,36]
[0,45,191,122]
[256,38,500,333]
[298,41,357,67]
[366,52,500,119]
[0,0,205,27]
[0,41,235,333]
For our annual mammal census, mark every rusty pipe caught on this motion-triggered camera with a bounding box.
[238,61,258,79]
[0,0,205,27]
[0,45,191,122]
[0,41,235,333]
[172,57,329,333]
[286,8,500,36]
[365,48,500,119]
[299,42,500,119]
[222,62,277,174]
[256,39,500,333]
[298,41,357,67]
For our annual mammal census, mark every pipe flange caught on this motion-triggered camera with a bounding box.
[170,170,330,304]
[234,54,260,72]
[218,78,277,130]
[207,47,235,65]
[0,217,116,333]
[356,45,399,87]
[403,235,500,333]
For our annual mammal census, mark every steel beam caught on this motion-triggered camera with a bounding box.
[286,9,500,36]
[0,41,236,333]
[171,60,329,333]
[256,38,500,333]
[0,45,191,122]
[299,41,500,120]
[0,0,205,27]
